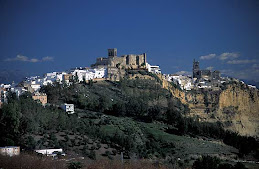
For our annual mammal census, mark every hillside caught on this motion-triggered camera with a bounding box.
[1,75,259,168]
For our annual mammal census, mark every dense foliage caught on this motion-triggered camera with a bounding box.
[192,156,247,169]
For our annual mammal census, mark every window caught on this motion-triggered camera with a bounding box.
[126,55,129,65]
[136,56,139,65]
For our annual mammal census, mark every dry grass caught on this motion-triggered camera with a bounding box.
[85,160,170,169]
[0,153,65,169]
[0,153,172,169]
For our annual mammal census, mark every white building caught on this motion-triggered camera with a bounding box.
[35,148,65,157]
[84,71,95,80]
[30,84,41,92]
[44,72,68,84]
[146,63,161,74]
[248,84,257,89]
[71,69,88,82]
[45,72,57,79]
[92,68,107,79]
[0,84,11,89]
[56,72,67,83]
[70,67,107,82]
[61,103,74,114]
[0,146,20,156]
[10,87,27,97]
[0,88,8,106]
[167,74,193,90]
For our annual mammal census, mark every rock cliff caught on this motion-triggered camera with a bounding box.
[158,74,259,136]
[217,83,259,136]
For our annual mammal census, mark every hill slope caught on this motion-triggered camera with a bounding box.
[1,76,258,168]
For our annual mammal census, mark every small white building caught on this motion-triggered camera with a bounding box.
[72,69,88,82]
[0,88,8,106]
[30,84,41,92]
[56,72,67,83]
[248,84,257,89]
[146,63,161,74]
[61,103,74,114]
[11,87,27,97]
[84,71,95,80]
[0,146,20,156]
[92,68,107,79]
[35,148,65,157]
[0,84,11,89]
[168,74,193,90]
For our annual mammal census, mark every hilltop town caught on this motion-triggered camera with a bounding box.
[0,48,257,108]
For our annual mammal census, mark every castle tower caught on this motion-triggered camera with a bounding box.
[143,53,147,65]
[108,48,117,58]
[193,59,200,78]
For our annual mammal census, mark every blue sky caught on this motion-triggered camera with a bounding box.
[0,0,258,82]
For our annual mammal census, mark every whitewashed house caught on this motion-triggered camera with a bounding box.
[10,87,27,97]
[61,103,74,114]
[92,68,107,79]
[168,74,193,90]
[146,63,161,74]
[71,69,87,82]
[0,146,20,156]
[56,72,67,83]
[35,148,65,157]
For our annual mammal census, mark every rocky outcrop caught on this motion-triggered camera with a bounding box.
[216,83,259,136]
[158,75,259,136]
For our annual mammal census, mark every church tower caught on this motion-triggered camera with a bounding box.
[193,59,200,78]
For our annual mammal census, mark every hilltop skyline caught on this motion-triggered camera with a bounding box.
[0,0,259,82]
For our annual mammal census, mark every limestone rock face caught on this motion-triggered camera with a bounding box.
[158,75,259,136]
[217,84,259,136]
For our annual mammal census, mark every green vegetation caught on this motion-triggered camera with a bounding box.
[169,81,182,91]
[0,77,258,167]
[192,156,248,169]
[67,161,82,169]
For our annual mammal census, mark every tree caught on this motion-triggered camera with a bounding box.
[192,156,220,169]
[218,163,234,169]
[88,79,93,87]
[0,101,21,145]
[89,150,96,160]
[67,161,82,169]
[111,101,126,116]
[234,162,247,169]
[98,95,112,113]
[26,136,36,150]
[6,91,17,103]
[73,73,79,83]
[148,105,161,121]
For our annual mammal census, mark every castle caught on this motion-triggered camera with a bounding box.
[91,48,147,81]
[193,59,220,80]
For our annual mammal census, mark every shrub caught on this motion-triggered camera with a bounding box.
[96,142,101,149]
[104,150,111,156]
[67,161,82,169]
[192,156,220,169]
[88,150,96,160]
[112,149,117,155]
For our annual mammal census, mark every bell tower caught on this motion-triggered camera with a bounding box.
[193,59,200,78]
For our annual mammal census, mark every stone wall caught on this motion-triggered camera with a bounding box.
[106,53,147,81]
[91,49,147,80]
[108,54,146,69]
